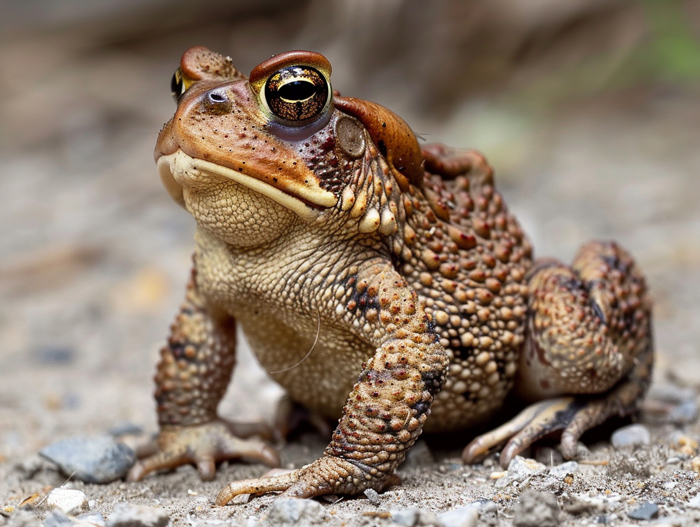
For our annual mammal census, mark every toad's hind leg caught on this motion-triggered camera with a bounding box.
[463,241,653,467]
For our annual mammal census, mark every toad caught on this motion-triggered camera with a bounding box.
[128,47,653,504]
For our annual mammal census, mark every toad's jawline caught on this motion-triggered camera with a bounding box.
[158,149,322,221]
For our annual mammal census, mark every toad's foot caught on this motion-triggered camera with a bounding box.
[127,419,280,482]
[215,455,400,505]
[463,345,653,467]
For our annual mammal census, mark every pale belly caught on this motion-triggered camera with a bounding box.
[238,308,373,420]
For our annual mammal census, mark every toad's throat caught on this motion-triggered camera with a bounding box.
[158,150,327,221]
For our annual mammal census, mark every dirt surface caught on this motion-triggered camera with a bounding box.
[2,2,700,526]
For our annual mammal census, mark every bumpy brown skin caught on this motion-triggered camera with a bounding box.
[128,47,654,503]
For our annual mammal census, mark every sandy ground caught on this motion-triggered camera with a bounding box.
[2,4,700,526]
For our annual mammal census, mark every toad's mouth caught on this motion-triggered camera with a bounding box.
[158,150,324,221]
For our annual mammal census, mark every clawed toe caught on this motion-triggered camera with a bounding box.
[462,397,581,467]
[216,455,400,505]
[463,380,647,468]
[216,470,302,505]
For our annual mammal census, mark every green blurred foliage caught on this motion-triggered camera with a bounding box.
[643,0,700,81]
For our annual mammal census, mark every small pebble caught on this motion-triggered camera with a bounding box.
[549,461,579,479]
[627,502,658,521]
[495,456,546,488]
[364,488,380,506]
[668,431,698,455]
[611,424,650,449]
[40,435,136,484]
[106,503,169,527]
[391,508,442,527]
[513,490,559,527]
[692,457,700,472]
[44,488,88,515]
[438,504,479,527]
[261,498,326,525]
[391,508,418,527]
[667,400,699,425]
[77,512,106,526]
[473,500,497,513]
[687,493,700,509]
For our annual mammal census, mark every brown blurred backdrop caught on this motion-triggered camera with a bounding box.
[1,0,699,460]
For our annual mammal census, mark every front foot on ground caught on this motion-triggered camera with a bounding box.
[127,419,280,482]
[215,455,400,505]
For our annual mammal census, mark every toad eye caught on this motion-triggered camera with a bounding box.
[170,68,185,102]
[263,66,329,123]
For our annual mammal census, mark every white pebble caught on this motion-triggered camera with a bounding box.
[44,488,88,515]
[549,461,579,479]
[364,488,380,505]
[495,456,546,488]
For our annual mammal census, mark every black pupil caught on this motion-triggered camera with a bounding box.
[278,80,316,102]
[171,72,182,97]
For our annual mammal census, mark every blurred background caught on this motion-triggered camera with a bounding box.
[1,0,699,461]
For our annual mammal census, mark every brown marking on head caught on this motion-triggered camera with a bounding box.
[334,97,424,191]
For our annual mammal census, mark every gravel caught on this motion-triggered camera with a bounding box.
[548,461,579,479]
[512,490,559,527]
[687,493,700,509]
[261,498,327,525]
[106,504,170,527]
[2,5,700,527]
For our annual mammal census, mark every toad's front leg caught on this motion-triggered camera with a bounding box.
[127,269,279,482]
[216,262,449,504]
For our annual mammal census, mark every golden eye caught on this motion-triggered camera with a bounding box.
[170,68,185,102]
[264,66,329,123]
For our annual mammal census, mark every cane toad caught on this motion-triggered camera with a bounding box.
[128,47,654,504]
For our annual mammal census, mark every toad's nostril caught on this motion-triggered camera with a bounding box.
[208,91,228,104]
